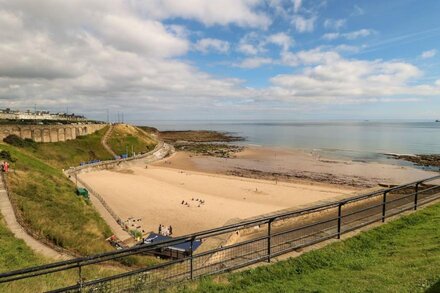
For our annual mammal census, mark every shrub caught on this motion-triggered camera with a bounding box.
[0,150,16,162]
[3,135,37,148]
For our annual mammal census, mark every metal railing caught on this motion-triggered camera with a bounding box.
[76,177,125,231]
[1,175,440,292]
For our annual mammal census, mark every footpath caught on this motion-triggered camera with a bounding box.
[0,174,70,260]
[101,124,117,157]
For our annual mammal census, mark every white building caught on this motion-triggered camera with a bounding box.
[0,108,86,121]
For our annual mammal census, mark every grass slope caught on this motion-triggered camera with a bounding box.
[107,124,157,156]
[178,202,440,293]
[23,126,112,169]
[0,143,113,256]
[0,214,124,293]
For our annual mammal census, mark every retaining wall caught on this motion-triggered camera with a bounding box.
[0,124,106,142]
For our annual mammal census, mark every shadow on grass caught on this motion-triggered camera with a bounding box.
[426,279,440,293]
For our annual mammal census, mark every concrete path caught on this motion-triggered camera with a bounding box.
[101,124,117,157]
[0,175,70,260]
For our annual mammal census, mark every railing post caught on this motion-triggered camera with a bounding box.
[267,219,273,263]
[190,237,195,280]
[382,191,387,223]
[414,183,419,210]
[337,203,343,239]
[78,263,83,291]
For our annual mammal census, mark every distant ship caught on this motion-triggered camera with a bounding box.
[436,120,440,123]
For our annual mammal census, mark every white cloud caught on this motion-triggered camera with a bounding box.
[266,32,293,51]
[291,15,316,33]
[323,29,373,40]
[237,43,260,55]
[352,5,365,16]
[194,38,230,54]
[271,49,438,104]
[236,32,293,58]
[293,0,302,13]
[322,33,340,41]
[236,57,273,68]
[334,44,360,53]
[0,0,259,116]
[344,29,373,40]
[421,49,437,59]
[136,0,271,29]
[237,32,266,55]
[323,18,346,30]
[99,15,189,57]
[267,0,288,18]
[0,0,439,118]
[280,49,340,66]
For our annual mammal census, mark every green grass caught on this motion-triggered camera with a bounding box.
[0,128,160,272]
[0,212,127,293]
[177,202,440,293]
[107,124,157,156]
[0,143,114,256]
[22,126,112,169]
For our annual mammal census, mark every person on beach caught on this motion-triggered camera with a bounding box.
[169,226,173,235]
[158,224,162,234]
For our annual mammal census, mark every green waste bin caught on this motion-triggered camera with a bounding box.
[76,188,89,199]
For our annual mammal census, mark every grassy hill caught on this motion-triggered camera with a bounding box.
[22,126,113,169]
[1,143,113,256]
[107,124,157,156]
[0,126,159,275]
[177,202,440,293]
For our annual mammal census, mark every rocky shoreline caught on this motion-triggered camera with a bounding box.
[387,154,440,169]
[149,129,245,158]
[174,143,244,158]
[226,167,379,188]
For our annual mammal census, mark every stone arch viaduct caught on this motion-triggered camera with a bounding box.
[0,124,106,143]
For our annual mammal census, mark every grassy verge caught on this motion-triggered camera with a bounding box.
[0,213,126,293]
[107,124,157,156]
[22,126,112,169]
[176,202,440,293]
[0,143,114,255]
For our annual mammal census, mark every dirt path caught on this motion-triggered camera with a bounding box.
[0,175,70,260]
[101,124,117,157]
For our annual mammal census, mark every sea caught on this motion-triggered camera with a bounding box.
[142,120,440,166]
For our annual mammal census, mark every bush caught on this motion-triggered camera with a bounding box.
[3,135,37,148]
[130,229,143,239]
[0,150,15,162]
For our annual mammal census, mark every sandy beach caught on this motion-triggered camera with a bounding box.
[79,146,437,237]
[78,165,354,236]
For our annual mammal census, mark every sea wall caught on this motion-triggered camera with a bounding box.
[0,124,106,143]
[66,141,172,175]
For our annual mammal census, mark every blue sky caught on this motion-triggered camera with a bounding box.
[0,0,439,121]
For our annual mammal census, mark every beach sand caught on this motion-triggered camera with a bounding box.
[78,165,354,236]
[79,146,437,237]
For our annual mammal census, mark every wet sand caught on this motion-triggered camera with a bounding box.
[152,147,437,187]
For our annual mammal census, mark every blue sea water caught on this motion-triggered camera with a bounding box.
[142,120,440,163]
